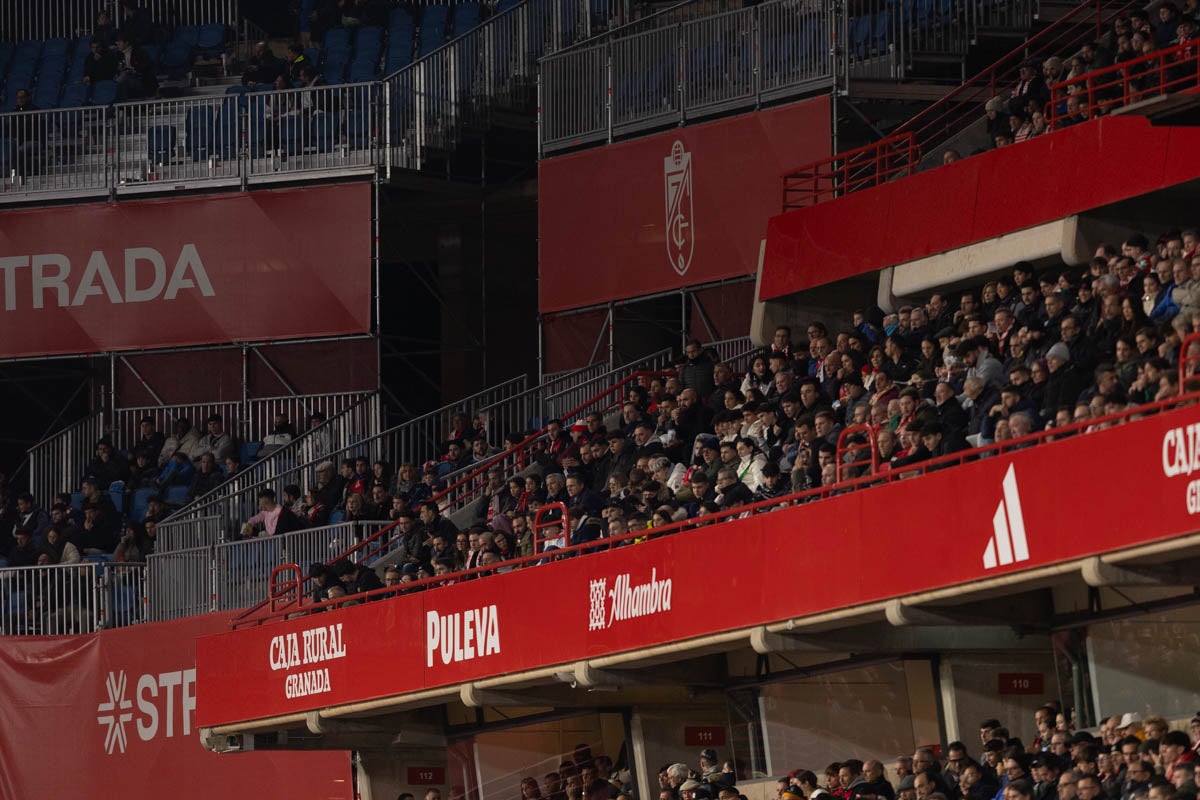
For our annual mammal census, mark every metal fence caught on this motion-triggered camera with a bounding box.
[709,335,756,372]
[27,409,106,510]
[156,515,225,552]
[146,545,214,621]
[1,0,239,42]
[212,521,387,611]
[1,82,379,204]
[539,0,834,152]
[0,561,145,635]
[161,375,531,535]
[113,390,372,455]
[540,347,674,421]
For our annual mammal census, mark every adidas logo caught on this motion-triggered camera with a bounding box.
[982,464,1030,570]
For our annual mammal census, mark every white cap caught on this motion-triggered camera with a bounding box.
[1118,712,1143,728]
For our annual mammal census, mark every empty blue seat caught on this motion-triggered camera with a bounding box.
[70,492,84,512]
[311,111,336,152]
[454,3,481,36]
[197,23,226,56]
[130,488,155,523]
[348,60,377,83]
[419,7,449,55]
[389,8,415,31]
[147,125,176,164]
[385,42,412,74]
[161,42,194,71]
[60,82,88,108]
[323,27,352,59]
[109,481,126,513]
[33,78,62,109]
[347,106,372,148]
[354,26,383,62]
[321,60,348,83]
[12,40,43,69]
[43,38,70,60]
[279,115,305,155]
[165,485,190,506]
[240,441,262,462]
[328,509,345,525]
[186,104,216,160]
[90,80,118,105]
[173,25,201,47]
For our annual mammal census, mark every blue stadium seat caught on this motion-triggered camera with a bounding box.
[196,23,226,57]
[353,26,383,63]
[42,37,70,61]
[323,27,352,60]
[33,77,62,109]
[299,0,315,33]
[311,111,336,152]
[321,60,348,83]
[328,509,345,525]
[173,25,201,47]
[454,3,481,36]
[216,99,238,159]
[280,115,305,155]
[130,488,154,523]
[347,60,377,83]
[188,105,218,161]
[89,80,118,105]
[70,492,84,513]
[389,7,415,32]
[240,441,262,463]
[60,82,88,108]
[165,485,190,506]
[147,124,176,164]
[419,6,449,55]
[246,95,269,157]
[161,41,194,72]
[346,105,372,148]
[12,40,43,69]
[109,481,126,513]
[385,41,412,74]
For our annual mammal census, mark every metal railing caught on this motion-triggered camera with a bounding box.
[212,520,387,611]
[782,132,921,208]
[113,390,372,456]
[0,106,110,198]
[1046,38,1200,128]
[1,0,239,42]
[0,561,145,635]
[1,82,380,204]
[146,545,216,621]
[27,409,106,509]
[540,347,674,421]
[160,375,532,534]
[539,0,834,152]
[708,336,756,372]
[156,515,225,552]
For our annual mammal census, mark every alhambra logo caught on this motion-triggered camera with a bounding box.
[97,670,133,755]
[982,464,1030,569]
[588,568,673,630]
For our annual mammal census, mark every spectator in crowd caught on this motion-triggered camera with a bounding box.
[44,525,81,565]
[202,415,235,464]
[83,438,129,489]
[114,521,152,562]
[241,489,305,537]
[82,38,119,84]
[334,558,383,596]
[13,493,50,541]
[258,413,297,459]
[156,450,195,489]
[113,32,156,100]
[243,40,283,87]
[190,452,225,499]
[127,449,159,490]
[160,418,203,466]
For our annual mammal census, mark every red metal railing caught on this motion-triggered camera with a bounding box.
[835,423,879,483]
[242,333,1200,627]
[533,502,570,554]
[1046,37,1200,128]
[781,0,1142,211]
[268,564,303,613]
[782,134,920,208]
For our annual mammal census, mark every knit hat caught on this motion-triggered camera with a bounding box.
[1046,342,1070,362]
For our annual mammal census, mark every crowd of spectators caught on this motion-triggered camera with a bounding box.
[303,224,1195,603]
[974,2,1200,151]
[503,704,1200,800]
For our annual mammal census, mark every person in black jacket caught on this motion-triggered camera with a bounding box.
[334,558,383,597]
[1041,343,1087,422]
[190,453,225,499]
[83,39,119,84]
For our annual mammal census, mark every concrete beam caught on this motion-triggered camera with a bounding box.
[1081,556,1199,588]
[459,684,560,708]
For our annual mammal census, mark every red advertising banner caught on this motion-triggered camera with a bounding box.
[760,115,1200,300]
[0,182,372,359]
[538,97,831,314]
[197,402,1200,728]
[0,613,351,798]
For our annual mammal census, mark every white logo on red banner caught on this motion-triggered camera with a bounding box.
[426,606,501,667]
[664,141,695,277]
[269,622,346,700]
[982,464,1030,570]
[96,667,198,755]
[588,568,673,631]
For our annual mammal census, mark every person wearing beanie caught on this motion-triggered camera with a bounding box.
[1041,341,1085,420]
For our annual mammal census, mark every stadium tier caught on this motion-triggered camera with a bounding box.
[6,0,1200,796]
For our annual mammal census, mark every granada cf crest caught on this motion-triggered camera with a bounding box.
[664,140,694,276]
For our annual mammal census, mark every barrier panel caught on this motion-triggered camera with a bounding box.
[1,0,239,43]
[156,515,225,552]
[0,561,145,635]
[27,409,105,510]
[146,545,215,621]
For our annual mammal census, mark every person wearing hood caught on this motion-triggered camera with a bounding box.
[1041,342,1087,421]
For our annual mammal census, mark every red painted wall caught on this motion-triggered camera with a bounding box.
[539,97,831,314]
[760,116,1200,300]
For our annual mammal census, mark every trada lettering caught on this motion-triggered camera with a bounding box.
[426,606,501,667]
[0,244,215,310]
